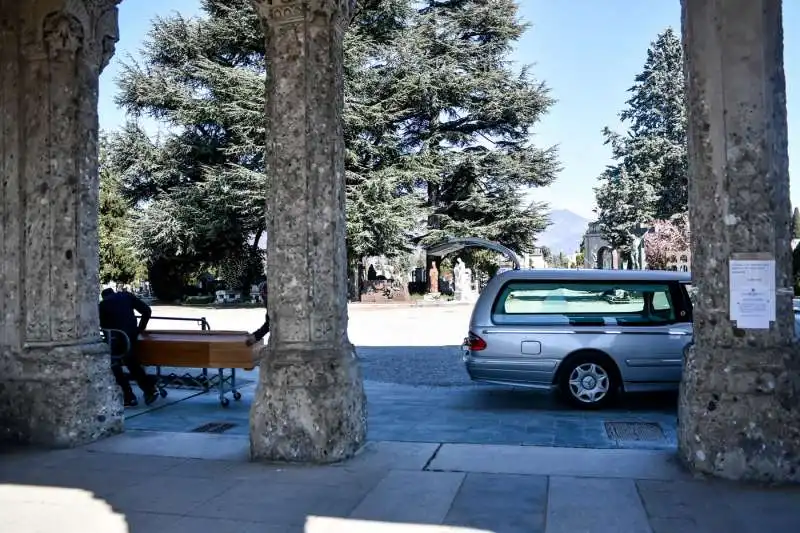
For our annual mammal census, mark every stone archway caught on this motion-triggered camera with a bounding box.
[1,0,798,482]
[583,222,615,269]
[425,237,523,270]
[597,246,614,269]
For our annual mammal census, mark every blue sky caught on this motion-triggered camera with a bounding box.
[99,0,800,220]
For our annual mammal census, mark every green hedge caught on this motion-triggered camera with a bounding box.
[184,295,215,305]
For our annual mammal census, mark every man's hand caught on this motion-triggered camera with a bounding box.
[245,334,256,347]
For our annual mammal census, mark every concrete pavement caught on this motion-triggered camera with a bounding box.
[145,303,473,346]
[1,433,798,532]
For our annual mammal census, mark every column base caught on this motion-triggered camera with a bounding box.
[0,341,123,448]
[249,341,367,464]
[678,344,800,483]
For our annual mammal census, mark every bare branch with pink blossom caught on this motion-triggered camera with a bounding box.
[644,215,690,270]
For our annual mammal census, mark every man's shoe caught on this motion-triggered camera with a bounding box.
[144,391,159,406]
[124,396,139,407]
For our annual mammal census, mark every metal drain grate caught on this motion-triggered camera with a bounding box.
[604,421,665,442]
[191,422,237,434]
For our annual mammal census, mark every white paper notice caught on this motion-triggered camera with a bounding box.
[729,259,776,329]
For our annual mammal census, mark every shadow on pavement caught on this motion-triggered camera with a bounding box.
[467,386,678,414]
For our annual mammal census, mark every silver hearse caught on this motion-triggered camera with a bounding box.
[463,269,693,409]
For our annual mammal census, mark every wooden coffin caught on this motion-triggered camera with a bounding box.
[138,330,260,370]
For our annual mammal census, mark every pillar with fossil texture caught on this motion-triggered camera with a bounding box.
[679,0,800,482]
[0,0,124,447]
[248,0,366,463]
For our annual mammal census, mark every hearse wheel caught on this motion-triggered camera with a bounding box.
[559,355,618,409]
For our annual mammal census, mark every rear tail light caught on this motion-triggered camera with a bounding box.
[466,332,487,351]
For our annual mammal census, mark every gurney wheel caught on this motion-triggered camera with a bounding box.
[233,391,242,401]
[220,397,230,407]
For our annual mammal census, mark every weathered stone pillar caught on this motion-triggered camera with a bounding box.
[249,0,366,463]
[679,0,800,482]
[0,0,123,446]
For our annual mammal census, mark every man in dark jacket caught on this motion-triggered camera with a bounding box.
[246,281,270,346]
[99,288,159,407]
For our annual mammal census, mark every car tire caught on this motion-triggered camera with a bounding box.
[559,354,619,410]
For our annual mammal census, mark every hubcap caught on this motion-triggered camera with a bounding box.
[568,363,610,403]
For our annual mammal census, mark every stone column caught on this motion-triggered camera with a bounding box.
[0,0,123,447]
[249,0,366,463]
[679,0,800,482]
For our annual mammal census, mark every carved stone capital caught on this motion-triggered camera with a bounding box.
[94,1,121,72]
[39,0,120,73]
[251,0,357,28]
[42,11,84,59]
[252,0,303,25]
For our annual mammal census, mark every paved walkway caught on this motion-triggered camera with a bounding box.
[125,380,678,451]
[144,304,473,347]
[1,432,798,532]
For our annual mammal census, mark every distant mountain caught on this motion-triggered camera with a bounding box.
[536,209,590,255]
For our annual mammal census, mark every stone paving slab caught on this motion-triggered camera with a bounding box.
[637,478,800,532]
[85,431,440,471]
[1,436,799,533]
[350,470,465,524]
[427,443,689,481]
[545,477,652,533]
[86,429,251,461]
[444,473,548,533]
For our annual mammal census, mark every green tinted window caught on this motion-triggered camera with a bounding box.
[493,281,676,326]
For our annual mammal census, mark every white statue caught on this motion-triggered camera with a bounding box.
[453,258,464,291]
[454,258,472,293]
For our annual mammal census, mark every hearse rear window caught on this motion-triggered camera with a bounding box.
[492,281,676,326]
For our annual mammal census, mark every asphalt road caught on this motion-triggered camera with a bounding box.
[357,345,470,387]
